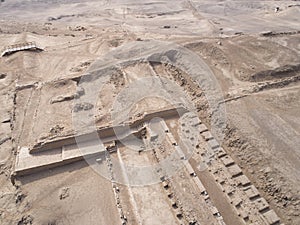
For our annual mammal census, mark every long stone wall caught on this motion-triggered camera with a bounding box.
[15,106,187,176]
[30,106,187,153]
[1,42,43,57]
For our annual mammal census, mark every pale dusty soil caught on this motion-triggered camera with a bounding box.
[18,160,120,225]
[0,0,299,225]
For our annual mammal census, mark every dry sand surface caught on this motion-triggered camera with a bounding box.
[0,0,299,225]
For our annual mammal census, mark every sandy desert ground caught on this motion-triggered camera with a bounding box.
[0,0,299,225]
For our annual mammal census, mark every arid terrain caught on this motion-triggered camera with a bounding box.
[0,0,299,225]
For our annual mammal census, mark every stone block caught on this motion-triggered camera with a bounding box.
[217,148,227,158]
[244,185,260,200]
[254,198,269,213]
[221,155,235,167]
[201,131,214,141]
[198,124,208,133]
[235,175,251,187]
[207,139,220,149]
[228,164,243,178]
[263,210,280,225]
